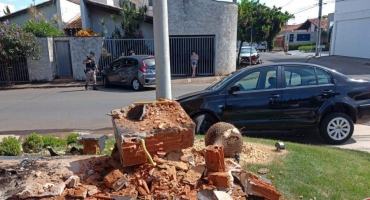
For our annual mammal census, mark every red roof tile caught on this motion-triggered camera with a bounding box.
[64,15,82,29]
[281,24,302,32]
[307,18,327,30]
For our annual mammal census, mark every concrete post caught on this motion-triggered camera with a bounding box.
[315,0,323,57]
[153,0,172,99]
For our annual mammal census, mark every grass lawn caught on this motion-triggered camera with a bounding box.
[234,136,370,200]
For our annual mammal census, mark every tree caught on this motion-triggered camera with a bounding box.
[0,19,41,85]
[264,6,294,51]
[237,0,293,64]
[22,5,64,37]
[2,5,11,15]
[111,0,147,39]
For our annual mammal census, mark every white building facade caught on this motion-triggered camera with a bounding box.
[330,0,370,59]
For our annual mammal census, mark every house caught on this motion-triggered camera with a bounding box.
[72,0,238,76]
[330,0,370,59]
[0,0,80,30]
[0,2,15,17]
[281,18,328,45]
[1,0,237,82]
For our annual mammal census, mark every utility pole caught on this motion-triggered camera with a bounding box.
[250,28,252,66]
[153,0,172,99]
[315,0,323,57]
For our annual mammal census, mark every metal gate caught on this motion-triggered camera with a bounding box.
[55,41,73,77]
[0,57,29,83]
[101,35,215,76]
[169,35,215,76]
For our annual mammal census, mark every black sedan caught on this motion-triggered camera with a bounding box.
[176,63,370,144]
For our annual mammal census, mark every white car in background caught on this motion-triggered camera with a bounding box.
[257,42,268,52]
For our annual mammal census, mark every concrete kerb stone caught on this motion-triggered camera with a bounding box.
[0,77,223,90]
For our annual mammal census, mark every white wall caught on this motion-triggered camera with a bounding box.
[330,0,370,58]
[59,0,80,26]
[0,2,15,17]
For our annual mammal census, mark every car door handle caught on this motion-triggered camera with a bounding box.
[269,94,280,98]
[322,90,333,95]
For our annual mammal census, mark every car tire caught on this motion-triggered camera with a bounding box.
[319,112,354,144]
[264,49,266,52]
[104,76,110,88]
[131,78,143,91]
[193,113,218,134]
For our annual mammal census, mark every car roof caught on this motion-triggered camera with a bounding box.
[119,55,154,59]
[238,62,345,76]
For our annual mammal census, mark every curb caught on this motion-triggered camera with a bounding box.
[0,77,221,90]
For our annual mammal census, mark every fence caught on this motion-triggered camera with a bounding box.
[101,36,215,76]
[0,57,29,83]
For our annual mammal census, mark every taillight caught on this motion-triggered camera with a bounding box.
[140,60,147,74]
[251,55,257,59]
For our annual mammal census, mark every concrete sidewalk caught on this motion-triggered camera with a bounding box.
[275,50,330,57]
[0,76,222,90]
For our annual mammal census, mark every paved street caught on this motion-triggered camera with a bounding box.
[1,52,370,152]
[0,85,206,134]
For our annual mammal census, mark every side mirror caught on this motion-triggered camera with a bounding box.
[229,85,240,94]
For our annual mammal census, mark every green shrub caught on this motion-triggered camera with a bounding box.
[23,19,64,37]
[42,135,67,148]
[289,43,315,51]
[298,45,315,52]
[0,136,22,156]
[22,132,44,153]
[67,133,81,144]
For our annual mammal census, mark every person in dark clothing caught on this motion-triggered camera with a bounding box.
[82,51,98,90]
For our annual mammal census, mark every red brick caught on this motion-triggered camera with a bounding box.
[205,145,226,172]
[207,172,231,188]
[103,169,124,189]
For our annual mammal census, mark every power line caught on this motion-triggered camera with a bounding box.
[292,4,318,14]
[281,0,296,7]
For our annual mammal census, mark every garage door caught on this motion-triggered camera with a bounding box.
[334,18,370,59]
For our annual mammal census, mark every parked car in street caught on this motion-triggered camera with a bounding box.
[102,55,156,91]
[239,46,261,65]
[257,42,268,52]
[176,63,370,144]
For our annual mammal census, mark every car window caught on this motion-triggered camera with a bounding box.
[110,60,122,69]
[265,70,277,89]
[234,71,260,91]
[285,66,317,87]
[143,58,155,67]
[233,67,277,91]
[316,68,333,84]
[241,48,257,53]
[124,58,138,67]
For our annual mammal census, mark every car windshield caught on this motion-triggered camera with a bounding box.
[241,48,257,53]
[143,58,155,67]
[206,70,244,90]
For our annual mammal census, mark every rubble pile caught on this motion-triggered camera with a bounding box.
[110,99,195,167]
[0,139,282,200]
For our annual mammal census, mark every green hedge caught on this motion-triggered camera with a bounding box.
[298,45,315,52]
[0,136,22,156]
[288,43,315,51]
[42,135,67,148]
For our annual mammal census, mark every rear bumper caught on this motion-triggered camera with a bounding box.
[138,72,156,85]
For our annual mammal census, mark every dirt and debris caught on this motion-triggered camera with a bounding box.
[0,139,286,200]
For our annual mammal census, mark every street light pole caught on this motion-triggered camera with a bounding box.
[153,0,172,99]
[315,0,323,57]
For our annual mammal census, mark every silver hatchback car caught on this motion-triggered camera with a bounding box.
[102,55,156,91]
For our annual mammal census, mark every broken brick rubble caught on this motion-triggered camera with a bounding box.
[207,172,231,188]
[205,145,226,172]
[110,100,195,167]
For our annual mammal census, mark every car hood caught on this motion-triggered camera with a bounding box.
[175,89,212,101]
[240,52,258,56]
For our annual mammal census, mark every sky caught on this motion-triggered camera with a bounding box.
[2,0,335,25]
[0,0,47,12]
[253,0,335,25]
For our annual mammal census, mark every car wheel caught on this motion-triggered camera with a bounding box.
[319,113,354,144]
[104,76,110,88]
[264,49,266,52]
[131,78,143,91]
[193,113,218,134]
